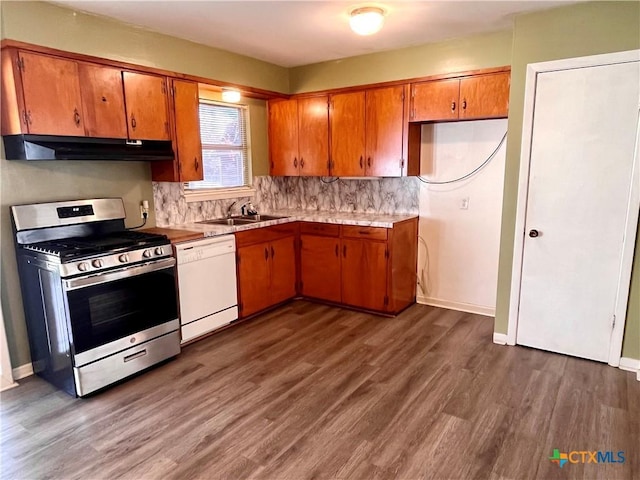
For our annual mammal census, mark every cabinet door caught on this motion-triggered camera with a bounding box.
[459,72,510,120]
[237,243,272,318]
[365,86,405,177]
[330,91,365,176]
[298,96,329,176]
[19,52,84,136]
[269,236,297,305]
[411,78,460,122]
[269,99,299,175]
[300,235,341,302]
[172,80,203,182]
[341,239,388,311]
[122,71,170,140]
[77,63,127,138]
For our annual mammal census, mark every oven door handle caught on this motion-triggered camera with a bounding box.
[63,258,176,291]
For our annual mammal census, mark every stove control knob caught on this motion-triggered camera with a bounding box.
[92,259,104,268]
[142,249,152,258]
[118,254,129,263]
[154,247,165,256]
[78,262,89,272]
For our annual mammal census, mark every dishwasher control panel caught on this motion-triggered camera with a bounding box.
[176,235,236,264]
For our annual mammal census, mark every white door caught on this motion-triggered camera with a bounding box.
[516,60,640,362]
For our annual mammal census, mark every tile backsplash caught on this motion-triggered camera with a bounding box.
[153,176,419,226]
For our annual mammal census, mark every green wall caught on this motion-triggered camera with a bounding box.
[289,30,513,93]
[493,1,640,360]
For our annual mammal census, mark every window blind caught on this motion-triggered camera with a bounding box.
[186,100,251,190]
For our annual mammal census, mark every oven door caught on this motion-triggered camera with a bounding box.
[62,258,178,365]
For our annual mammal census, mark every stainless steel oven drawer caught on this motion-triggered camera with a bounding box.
[73,330,180,397]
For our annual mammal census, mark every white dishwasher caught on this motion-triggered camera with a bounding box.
[175,235,238,344]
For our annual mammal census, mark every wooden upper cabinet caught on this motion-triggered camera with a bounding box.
[365,86,405,177]
[269,98,299,175]
[411,78,460,122]
[19,51,85,136]
[77,63,127,138]
[298,96,329,176]
[122,71,170,141]
[411,71,510,122]
[459,72,510,120]
[330,91,366,177]
[171,80,203,182]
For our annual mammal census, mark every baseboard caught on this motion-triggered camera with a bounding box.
[417,296,495,317]
[492,333,508,345]
[12,363,33,380]
[619,357,640,381]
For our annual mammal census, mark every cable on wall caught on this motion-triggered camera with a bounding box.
[417,130,508,185]
[320,177,340,184]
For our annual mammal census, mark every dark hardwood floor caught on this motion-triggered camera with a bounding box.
[1,301,638,480]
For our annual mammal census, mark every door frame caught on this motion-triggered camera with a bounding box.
[506,49,640,367]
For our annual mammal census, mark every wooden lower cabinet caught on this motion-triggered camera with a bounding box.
[236,242,272,317]
[298,219,418,314]
[341,238,388,311]
[300,234,341,303]
[235,226,298,318]
[270,236,297,304]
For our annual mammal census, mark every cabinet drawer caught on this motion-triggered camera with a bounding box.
[235,223,298,248]
[299,222,340,237]
[341,225,388,241]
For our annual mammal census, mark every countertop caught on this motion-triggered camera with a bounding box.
[155,209,418,240]
[141,227,205,244]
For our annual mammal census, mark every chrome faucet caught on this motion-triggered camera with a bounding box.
[226,201,237,218]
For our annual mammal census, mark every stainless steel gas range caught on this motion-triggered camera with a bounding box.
[11,198,180,397]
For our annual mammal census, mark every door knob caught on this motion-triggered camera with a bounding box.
[529,229,540,238]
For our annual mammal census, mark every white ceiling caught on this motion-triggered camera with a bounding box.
[53,1,577,68]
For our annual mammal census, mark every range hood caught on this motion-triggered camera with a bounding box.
[2,134,175,161]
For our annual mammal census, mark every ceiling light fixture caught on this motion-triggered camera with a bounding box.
[221,88,241,103]
[349,6,386,36]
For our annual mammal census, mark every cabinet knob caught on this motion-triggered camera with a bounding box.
[451,101,456,112]
[131,114,137,129]
[73,108,81,127]
[367,157,371,168]
[335,244,339,257]
[294,157,298,168]
[271,246,275,258]
[529,229,540,238]
[264,247,269,260]
[300,157,305,169]
[194,157,199,171]
[359,156,363,169]
[462,99,467,110]
[343,245,347,257]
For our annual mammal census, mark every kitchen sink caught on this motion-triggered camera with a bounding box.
[197,214,289,226]
[198,218,257,226]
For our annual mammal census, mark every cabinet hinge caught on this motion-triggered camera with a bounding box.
[17,57,25,71]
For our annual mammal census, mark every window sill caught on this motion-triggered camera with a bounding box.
[183,186,256,203]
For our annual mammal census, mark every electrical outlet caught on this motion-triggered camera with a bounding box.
[140,200,149,218]
[460,197,470,210]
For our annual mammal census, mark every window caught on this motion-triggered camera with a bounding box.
[185,100,253,200]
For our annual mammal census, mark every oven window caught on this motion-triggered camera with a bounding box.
[66,267,177,355]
